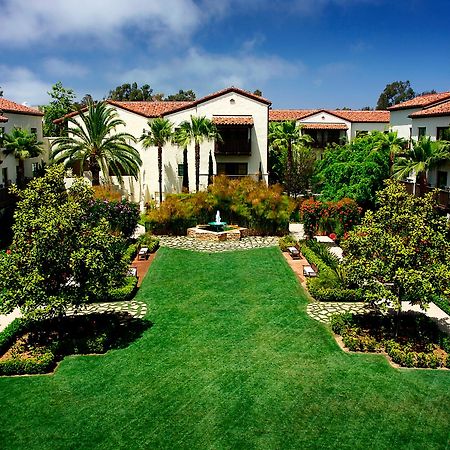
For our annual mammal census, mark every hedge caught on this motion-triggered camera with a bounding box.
[0,349,56,376]
[107,276,138,302]
[0,318,29,355]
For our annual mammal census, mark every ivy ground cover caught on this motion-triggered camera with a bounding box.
[0,247,449,449]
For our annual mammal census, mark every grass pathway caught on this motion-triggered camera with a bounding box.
[0,247,449,449]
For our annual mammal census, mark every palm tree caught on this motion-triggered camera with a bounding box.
[2,127,43,187]
[52,101,141,186]
[393,137,450,196]
[177,116,221,192]
[173,126,191,192]
[372,131,406,174]
[268,120,313,196]
[140,117,173,204]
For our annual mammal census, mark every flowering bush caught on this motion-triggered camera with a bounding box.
[300,198,361,238]
[87,198,140,238]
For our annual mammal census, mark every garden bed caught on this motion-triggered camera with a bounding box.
[331,311,450,369]
[0,313,150,376]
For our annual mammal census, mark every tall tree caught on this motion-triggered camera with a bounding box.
[42,81,77,137]
[140,117,174,204]
[342,180,450,312]
[52,101,141,186]
[208,151,214,186]
[269,120,313,196]
[313,131,391,208]
[166,90,196,101]
[253,89,263,97]
[0,165,128,319]
[2,128,43,187]
[372,131,406,175]
[177,116,221,192]
[108,83,153,101]
[376,80,415,110]
[393,137,450,196]
[0,86,3,97]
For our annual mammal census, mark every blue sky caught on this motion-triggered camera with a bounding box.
[1,0,449,108]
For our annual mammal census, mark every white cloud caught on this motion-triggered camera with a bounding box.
[0,0,202,47]
[0,66,51,105]
[114,47,304,96]
[43,58,89,78]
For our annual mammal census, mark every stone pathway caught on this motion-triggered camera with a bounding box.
[66,301,148,319]
[159,236,279,253]
[307,301,372,324]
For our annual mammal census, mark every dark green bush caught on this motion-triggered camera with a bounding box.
[0,319,29,354]
[330,312,355,334]
[107,276,138,302]
[308,283,363,302]
[122,242,139,263]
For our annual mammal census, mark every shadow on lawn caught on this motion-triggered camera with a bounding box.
[0,313,153,376]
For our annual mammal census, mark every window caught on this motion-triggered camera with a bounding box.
[418,127,426,138]
[31,128,37,135]
[437,127,450,141]
[1,167,7,185]
[356,130,368,137]
[177,164,184,177]
[32,162,39,176]
[216,163,248,176]
[437,171,448,189]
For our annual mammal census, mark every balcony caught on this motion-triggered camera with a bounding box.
[401,181,450,211]
[214,125,252,156]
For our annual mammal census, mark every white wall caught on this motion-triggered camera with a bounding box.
[0,112,46,186]
[411,115,450,141]
[350,122,389,138]
[389,108,420,139]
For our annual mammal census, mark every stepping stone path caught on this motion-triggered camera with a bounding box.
[307,301,372,324]
[159,236,279,253]
[66,301,147,319]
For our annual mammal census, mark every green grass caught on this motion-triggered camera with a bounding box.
[0,247,449,449]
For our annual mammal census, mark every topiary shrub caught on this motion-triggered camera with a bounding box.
[137,233,160,253]
[106,276,138,302]
[279,235,298,252]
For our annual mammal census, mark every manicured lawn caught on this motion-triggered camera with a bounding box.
[0,247,449,449]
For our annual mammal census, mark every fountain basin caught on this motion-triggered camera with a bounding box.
[187,224,249,241]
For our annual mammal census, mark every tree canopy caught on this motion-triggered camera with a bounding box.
[313,131,391,208]
[42,82,77,137]
[166,90,196,101]
[0,165,128,319]
[376,80,415,110]
[342,180,450,311]
[52,101,141,186]
[108,82,154,101]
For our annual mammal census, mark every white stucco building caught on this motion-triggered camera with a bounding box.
[57,87,270,204]
[269,108,390,147]
[0,98,46,187]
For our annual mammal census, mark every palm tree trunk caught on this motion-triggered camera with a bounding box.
[89,159,101,186]
[286,142,292,197]
[158,146,163,204]
[418,172,427,197]
[17,158,25,188]
[195,143,200,192]
[182,147,189,193]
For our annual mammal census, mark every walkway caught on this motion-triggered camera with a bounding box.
[159,235,279,253]
[307,301,372,324]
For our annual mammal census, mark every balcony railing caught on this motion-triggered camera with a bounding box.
[214,139,251,156]
[401,181,450,210]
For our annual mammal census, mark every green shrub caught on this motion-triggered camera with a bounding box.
[0,319,29,355]
[122,242,139,263]
[143,176,294,236]
[107,276,138,302]
[279,235,298,252]
[137,233,160,253]
[308,282,363,302]
[0,348,55,375]
[330,312,354,334]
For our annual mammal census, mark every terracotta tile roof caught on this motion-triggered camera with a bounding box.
[388,92,450,111]
[212,116,254,126]
[0,115,8,123]
[330,110,390,123]
[53,101,192,123]
[409,100,450,118]
[300,122,348,130]
[0,98,43,116]
[269,109,319,121]
[107,100,192,118]
[269,109,389,123]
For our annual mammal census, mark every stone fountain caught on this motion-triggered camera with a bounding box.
[187,210,249,241]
